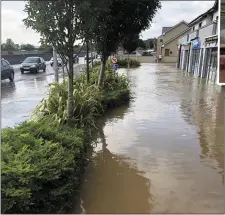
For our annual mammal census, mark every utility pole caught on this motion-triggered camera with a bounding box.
[53,46,59,82]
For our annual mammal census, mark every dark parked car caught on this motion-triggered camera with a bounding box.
[20,57,46,74]
[1,59,14,82]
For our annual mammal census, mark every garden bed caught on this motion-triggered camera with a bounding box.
[1,68,131,214]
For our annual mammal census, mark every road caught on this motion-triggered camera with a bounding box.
[1,57,87,128]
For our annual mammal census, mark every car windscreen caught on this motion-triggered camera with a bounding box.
[23,58,39,63]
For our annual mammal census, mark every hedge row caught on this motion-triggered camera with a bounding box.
[1,68,131,214]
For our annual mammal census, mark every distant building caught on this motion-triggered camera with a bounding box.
[157,21,189,63]
[177,0,218,84]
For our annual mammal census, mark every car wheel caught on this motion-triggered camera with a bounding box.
[9,72,14,82]
[21,69,24,74]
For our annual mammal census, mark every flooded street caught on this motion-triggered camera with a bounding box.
[74,64,224,213]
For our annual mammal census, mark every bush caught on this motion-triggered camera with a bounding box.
[1,120,86,213]
[33,68,130,128]
[2,68,131,214]
[117,58,140,68]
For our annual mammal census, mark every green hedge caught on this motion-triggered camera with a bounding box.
[1,69,131,214]
[117,58,140,68]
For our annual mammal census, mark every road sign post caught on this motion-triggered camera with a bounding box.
[111,56,118,72]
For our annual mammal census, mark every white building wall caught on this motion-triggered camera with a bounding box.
[178,8,218,81]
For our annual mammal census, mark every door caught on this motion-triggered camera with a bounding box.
[1,60,10,79]
[38,58,42,70]
[190,49,200,74]
[204,48,217,81]
[183,50,189,70]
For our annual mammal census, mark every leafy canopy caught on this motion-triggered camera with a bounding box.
[23,0,83,57]
[91,0,161,58]
[122,34,140,54]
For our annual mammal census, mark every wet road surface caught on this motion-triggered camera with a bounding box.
[74,64,224,213]
[1,58,87,128]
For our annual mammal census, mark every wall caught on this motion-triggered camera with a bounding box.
[2,52,86,65]
[157,22,189,56]
[161,40,178,57]
[161,56,177,63]
[162,22,189,43]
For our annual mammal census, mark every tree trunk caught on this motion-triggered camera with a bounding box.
[98,56,106,87]
[67,54,74,121]
[86,40,90,83]
[53,46,59,82]
[128,53,130,69]
[91,43,94,68]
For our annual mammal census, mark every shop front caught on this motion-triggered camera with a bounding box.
[203,35,218,82]
[190,38,201,74]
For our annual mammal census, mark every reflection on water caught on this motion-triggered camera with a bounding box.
[74,64,224,213]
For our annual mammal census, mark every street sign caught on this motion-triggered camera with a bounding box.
[113,64,118,70]
[111,56,117,64]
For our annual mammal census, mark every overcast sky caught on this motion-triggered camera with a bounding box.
[2,1,215,46]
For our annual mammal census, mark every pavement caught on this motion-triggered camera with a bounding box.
[1,57,90,128]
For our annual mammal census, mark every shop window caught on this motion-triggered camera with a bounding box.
[190,49,200,74]
[165,49,170,56]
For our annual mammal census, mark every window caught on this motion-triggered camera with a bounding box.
[198,22,202,28]
[170,51,172,54]
[165,49,170,56]
[196,30,199,37]
[160,39,163,43]
[192,26,195,31]
[187,34,189,42]
[1,60,8,67]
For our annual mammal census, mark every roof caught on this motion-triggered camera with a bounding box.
[161,28,190,47]
[188,0,218,26]
[159,21,188,36]
[162,27,172,34]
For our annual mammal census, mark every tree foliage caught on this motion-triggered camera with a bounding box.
[23,0,84,120]
[89,0,161,85]
[122,34,140,54]
[1,38,19,52]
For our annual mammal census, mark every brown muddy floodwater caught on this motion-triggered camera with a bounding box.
[74,63,224,213]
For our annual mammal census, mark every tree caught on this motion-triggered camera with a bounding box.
[39,43,53,53]
[144,38,157,50]
[137,39,146,49]
[23,0,83,121]
[90,0,161,86]
[20,43,36,51]
[122,33,139,68]
[1,38,17,52]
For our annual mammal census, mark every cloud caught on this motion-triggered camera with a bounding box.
[141,1,215,39]
[2,1,215,45]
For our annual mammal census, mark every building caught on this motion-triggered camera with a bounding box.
[220,2,225,84]
[157,21,189,62]
[177,1,218,84]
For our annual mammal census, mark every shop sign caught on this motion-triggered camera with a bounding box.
[192,39,201,49]
[205,35,218,43]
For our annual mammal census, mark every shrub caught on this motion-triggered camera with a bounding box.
[33,68,130,127]
[117,58,140,67]
[1,120,87,213]
[2,66,131,214]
